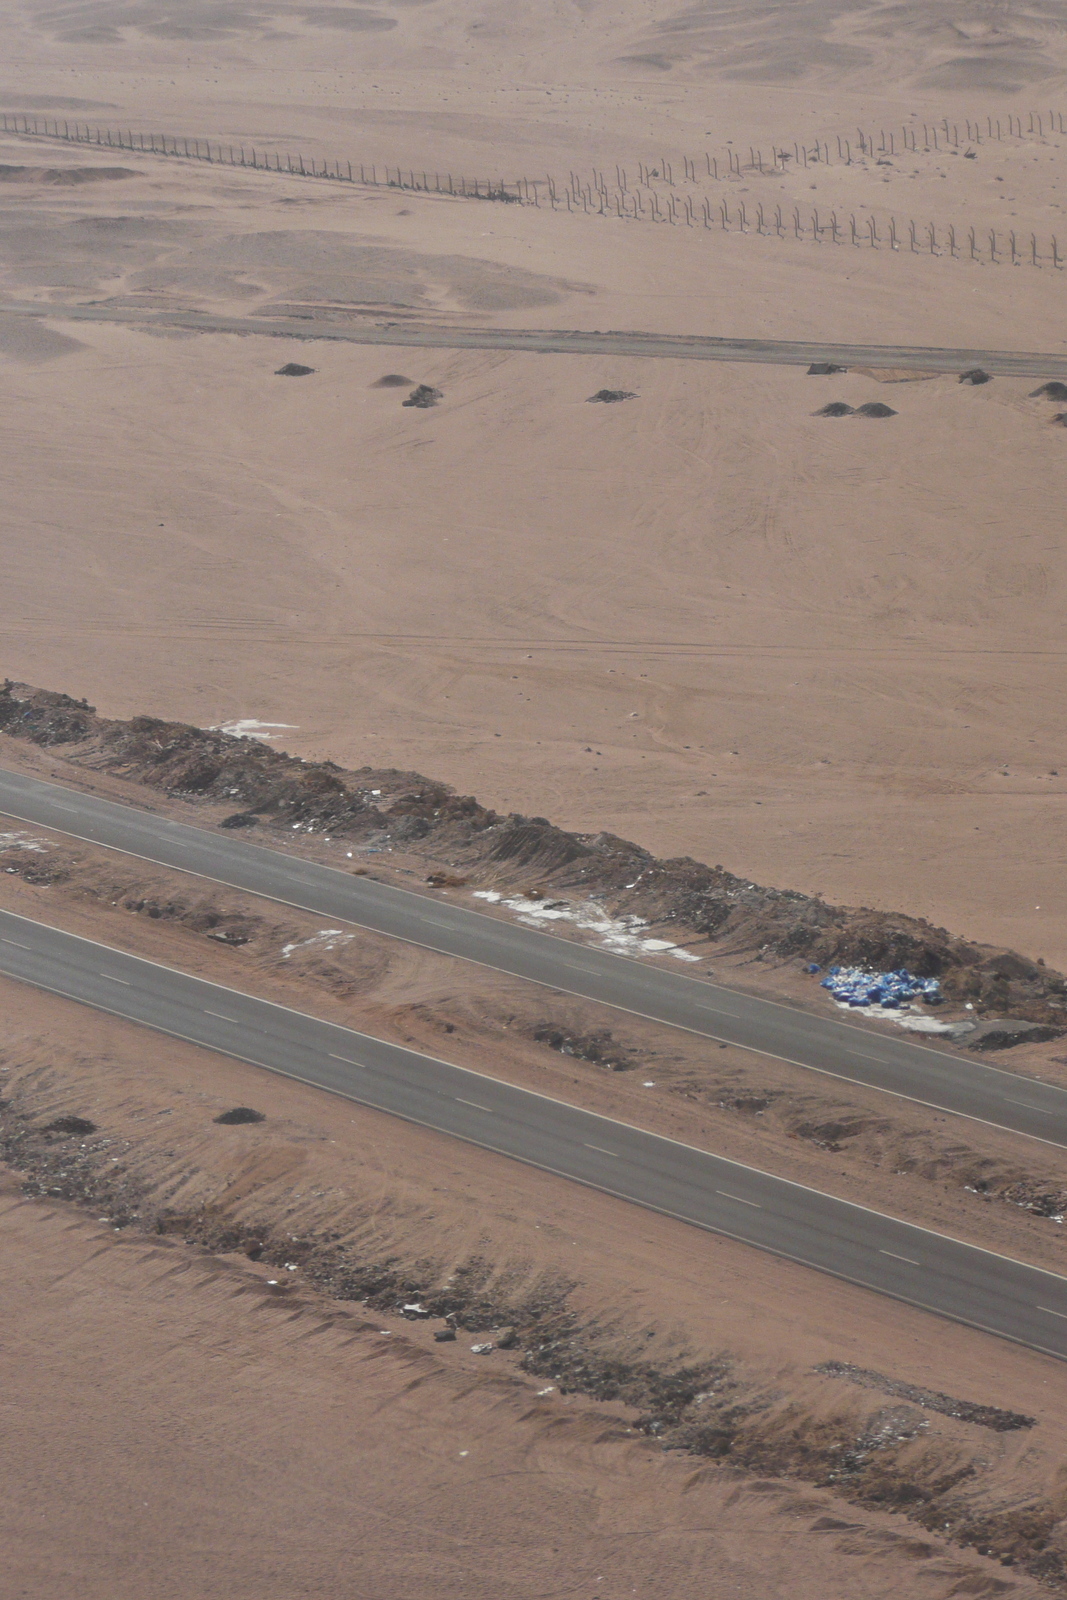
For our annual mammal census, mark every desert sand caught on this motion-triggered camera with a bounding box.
[3,0,1067,1592]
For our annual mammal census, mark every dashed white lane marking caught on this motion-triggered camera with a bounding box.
[880,1249,920,1266]
[455,1098,494,1113]
[716,1190,761,1207]
[583,1143,618,1157]
[100,974,131,985]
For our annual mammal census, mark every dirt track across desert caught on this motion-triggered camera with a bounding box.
[7,297,1067,375]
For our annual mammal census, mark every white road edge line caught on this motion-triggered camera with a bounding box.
[716,1190,760,1207]
[880,1249,920,1266]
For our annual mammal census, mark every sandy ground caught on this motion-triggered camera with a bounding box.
[0,982,1060,1600]
[3,1,1067,1590]
[1,8,1067,970]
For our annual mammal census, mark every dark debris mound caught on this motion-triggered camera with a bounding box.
[958,368,991,385]
[43,1115,97,1136]
[587,389,637,403]
[402,384,442,408]
[530,1023,636,1071]
[372,373,414,387]
[815,401,854,417]
[854,401,897,418]
[807,362,847,375]
[219,811,259,828]
[275,362,315,377]
[214,1107,266,1125]
[816,1361,1035,1431]
[1030,381,1067,400]
[2,678,1065,1030]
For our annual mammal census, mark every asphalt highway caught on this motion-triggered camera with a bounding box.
[1,905,1064,1356]
[2,766,1066,1147]
[4,300,1067,377]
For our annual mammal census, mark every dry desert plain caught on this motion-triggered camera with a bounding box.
[4,0,1067,1594]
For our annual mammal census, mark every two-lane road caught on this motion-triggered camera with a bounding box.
[1,766,1065,1146]
[2,905,1066,1358]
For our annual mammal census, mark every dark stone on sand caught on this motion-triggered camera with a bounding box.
[44,1115,97,1136]
[402,384,443,408]
[1031,381,1067,401]
[373,373,415,387]
[214,1107,267,1125]
[854,401,897,417]
[815,401,854,416]
[807,362,846,375]
[275,362,315,377]
[587,389,637,403]
[219,811,259,829]
[959,368,991,385]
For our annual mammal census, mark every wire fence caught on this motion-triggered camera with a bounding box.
[4,108,1065,271]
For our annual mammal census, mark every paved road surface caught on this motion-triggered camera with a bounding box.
[3,300,1067,376]
[2,767,1065,1145]
[2,906,1065,1357]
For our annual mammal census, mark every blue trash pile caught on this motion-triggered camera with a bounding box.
[820,965,942,1009]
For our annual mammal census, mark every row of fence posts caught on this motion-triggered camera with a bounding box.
[4,110,1063,268]
[655,109,1067,183]
[0,112,528,202]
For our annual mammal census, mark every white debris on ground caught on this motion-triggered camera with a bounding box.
[210,719,297,742]
[829,998,964,1035]
[281,929,355,959]
[471,891,701,962]
[0,831,48,853]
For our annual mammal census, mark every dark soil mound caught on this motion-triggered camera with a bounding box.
[402,384,442,408]
[214,1107,266,1125]
[1030,381,1067,400]
[3,677,1065,1031]
[854,401,897,418]
[815,401,853,416]
[1052,412,1067,427]
[807,362,846,375]
[372,373,415,387]
[43,1115,97,1136]
[958,368,991,385]
[275,362,314,377]
[587,389,637,403]
[219,811,259,828]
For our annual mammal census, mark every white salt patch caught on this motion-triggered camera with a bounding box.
[472,891,700,963]
[832,999,962,1035]
[282,928,354,959]
[0,831,48,853]
[212,719,297,742]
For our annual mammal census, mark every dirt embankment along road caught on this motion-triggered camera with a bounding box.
[5,298,1067,376]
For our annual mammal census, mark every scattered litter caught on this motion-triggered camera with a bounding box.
[0,830,48,853]
[214,1106,266,1125]
[807,362,846,375]
[281,928,355,959]
[642,1081,655,1087]
[402,1303,430,1319]
[434,1328,457,1342]
[1030,381,1067,400]
[587,389,637,403]
[958,368,991,385]
[815,401,854,416]
[275,362,314,377]
[804,962,821,974]
[472,890,700,962]
[285,1263,298,1272]
[210,719,296,742]
[854,401,897,418]
[470,1342,494,1355]
[372,372,415,387]
[537,1386,556,1396]
[267,1280,280,1286]
[402,383,442,408]
[459,1450,469,1456]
